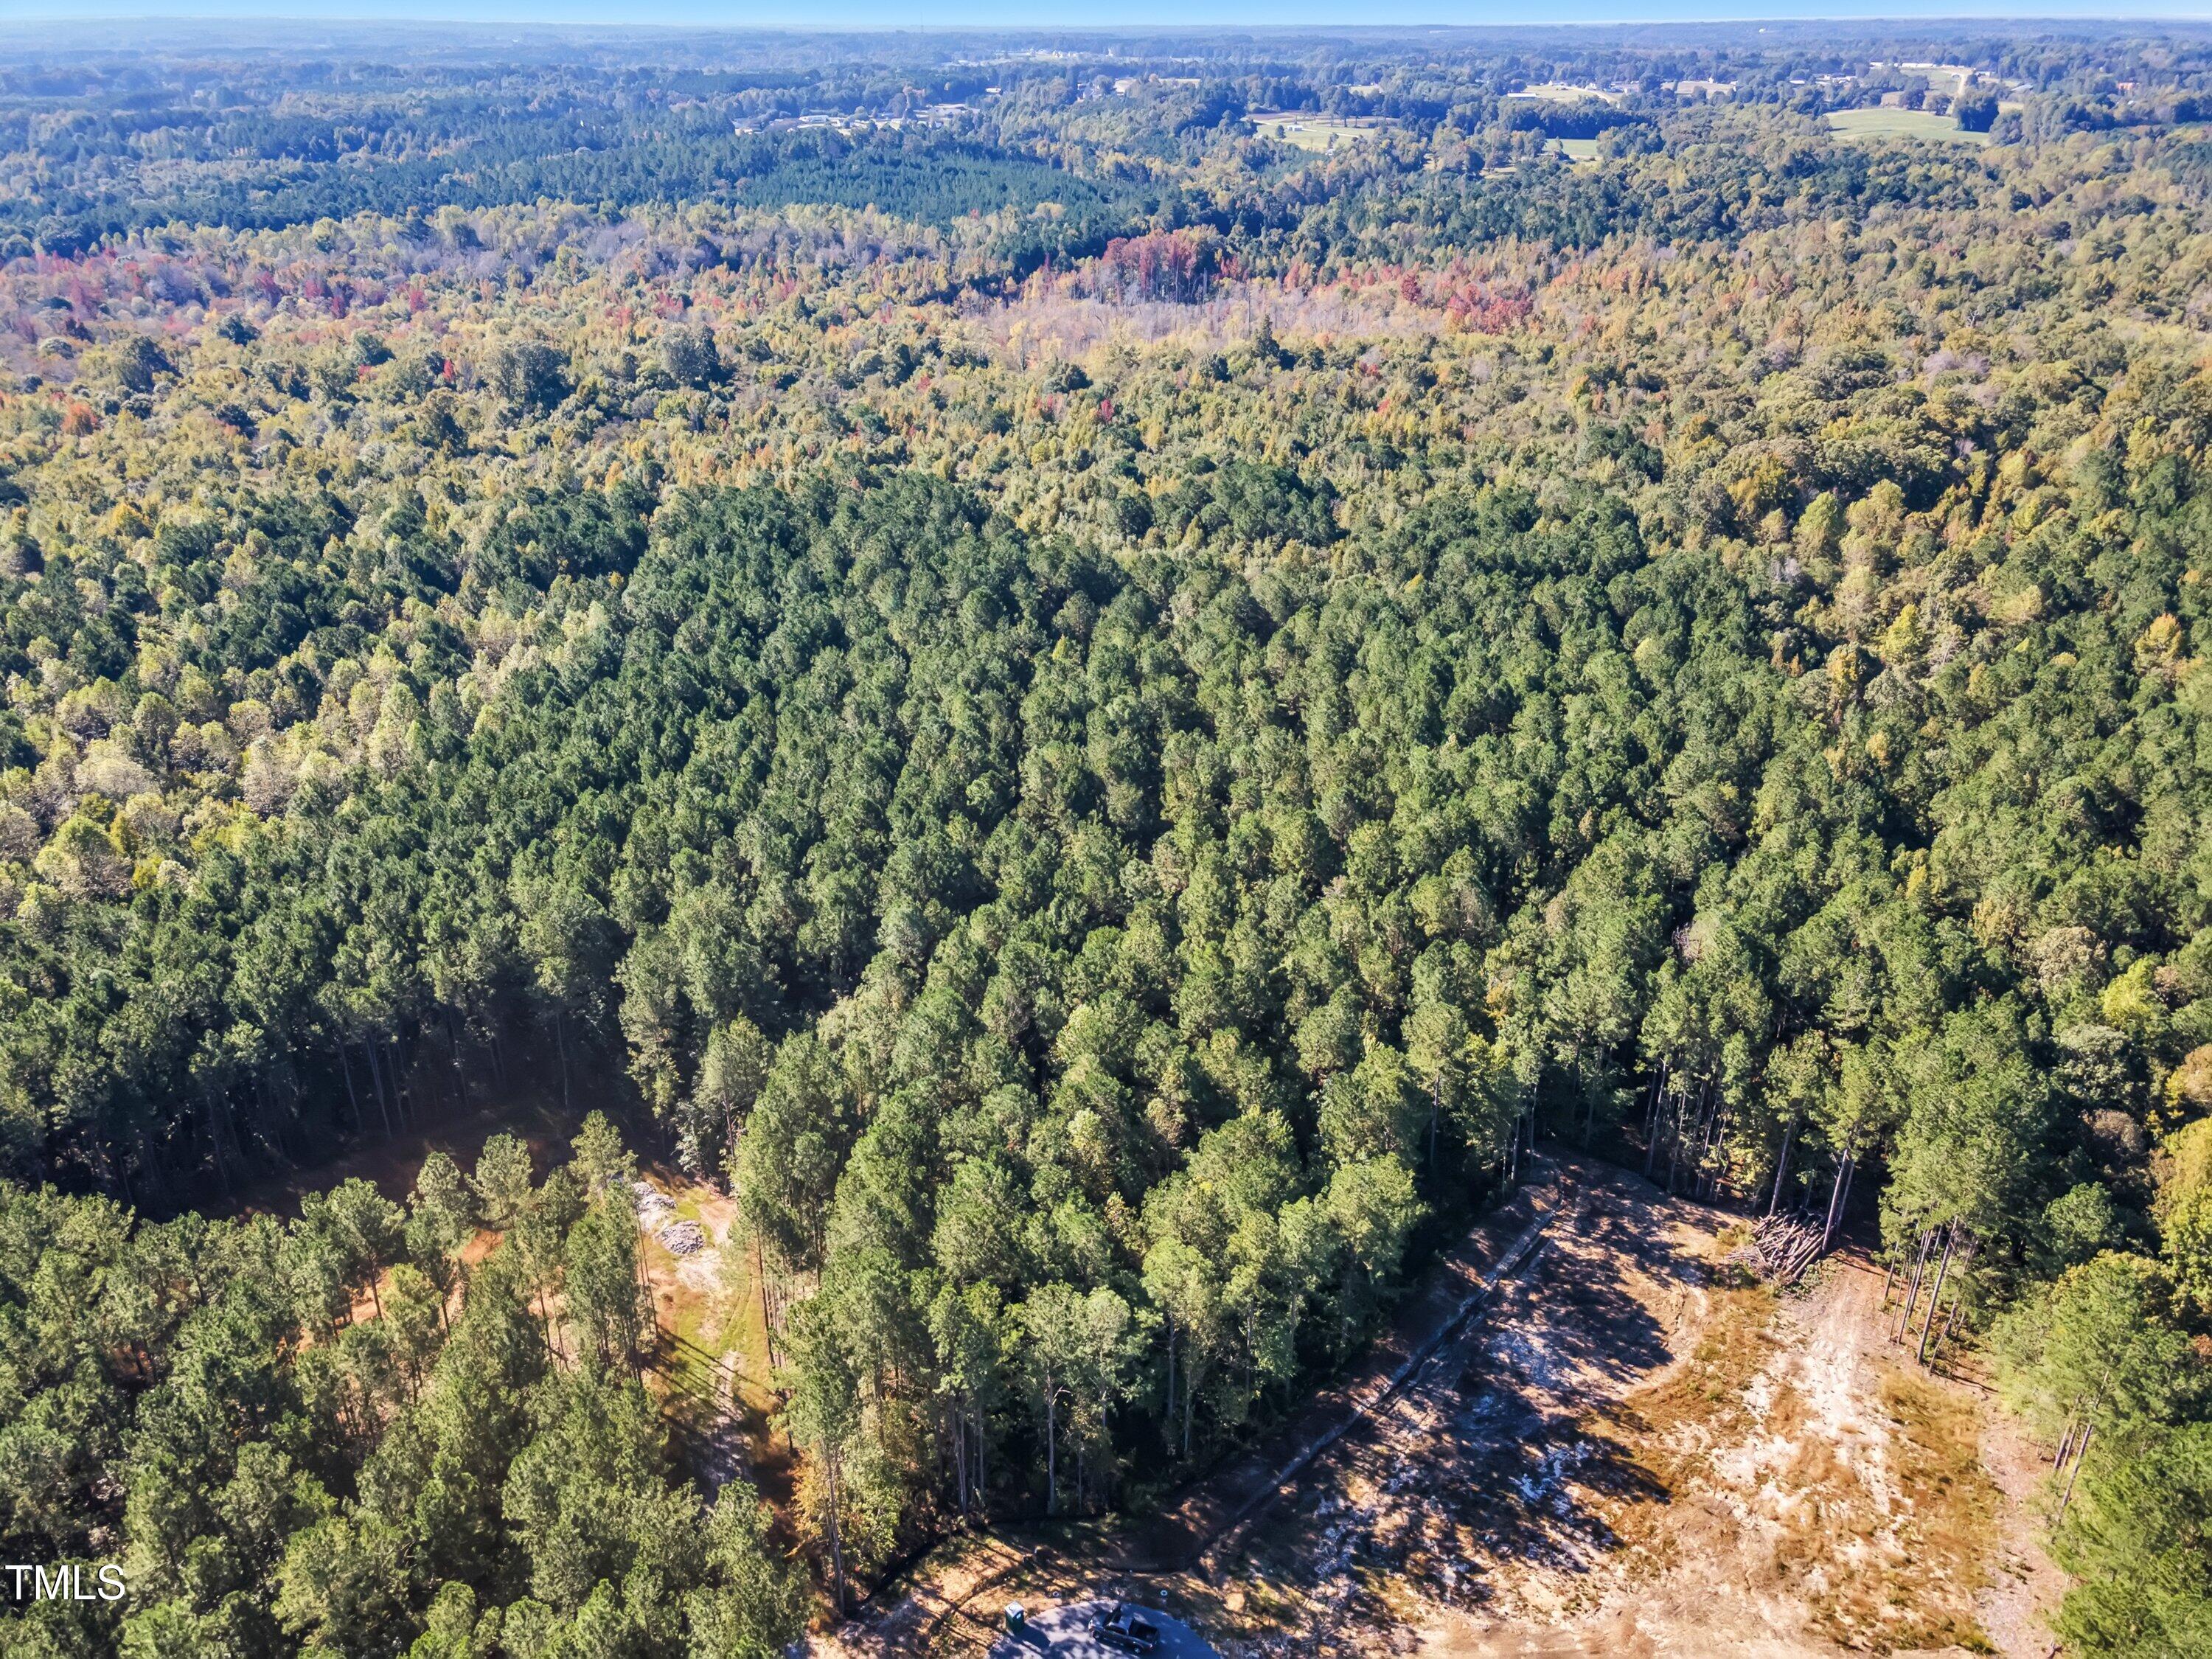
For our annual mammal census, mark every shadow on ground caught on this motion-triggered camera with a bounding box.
[987,1599,1220,1659]
[1228,1166,1711,1630]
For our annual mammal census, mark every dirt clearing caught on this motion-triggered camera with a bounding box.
[1210,1163,2037,1658]
[883,1159,2057,1659]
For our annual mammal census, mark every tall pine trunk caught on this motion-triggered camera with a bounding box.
[201,1089,232,1196]
[1045,1377,1058,1517]
[1164,1317,1178,1457]
[555,1013,572,1113]
[1916,1225,1956,1366]
[1768,1113,1799,1217]
[1820,1133,1856,1248]
[338,1043,361,1135]
[1897,1226,1935,1340]
[825,1448,846,1615]
[1642,1065,1668,1179]
[364,1041,394,1138]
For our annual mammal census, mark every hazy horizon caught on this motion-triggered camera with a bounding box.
[13,4,2212,31]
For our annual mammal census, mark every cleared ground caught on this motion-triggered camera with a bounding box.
[305,1115,2049,1656]
[633,1168,793,1503]
[1181,1167,2025,1655]
[824,1158,2058,1659]
[246,1080,794,1507]
[1826,109,1992,147]
[1251,114,1392,151]
[1503,86,1624,105]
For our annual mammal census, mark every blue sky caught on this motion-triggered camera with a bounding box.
[17,2,2212,24]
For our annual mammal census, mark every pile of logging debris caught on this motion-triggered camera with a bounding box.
[1747,1212,1827,1284]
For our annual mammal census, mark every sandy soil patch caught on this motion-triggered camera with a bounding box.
[816,1160,2053,1659]
[1194,1169,2027,1658]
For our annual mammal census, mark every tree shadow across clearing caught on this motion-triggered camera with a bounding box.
[1245,1166,1701,1624]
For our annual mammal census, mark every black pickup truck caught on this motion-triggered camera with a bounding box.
[1087,1604,1161,1654]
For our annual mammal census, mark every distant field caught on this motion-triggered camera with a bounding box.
[1826,107,1992,146]
[1505,82,1624,103]
[1253,112,1391,150]
[1552,136,1602,162]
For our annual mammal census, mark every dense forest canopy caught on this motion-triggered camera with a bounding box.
[5,20,2212,1658]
